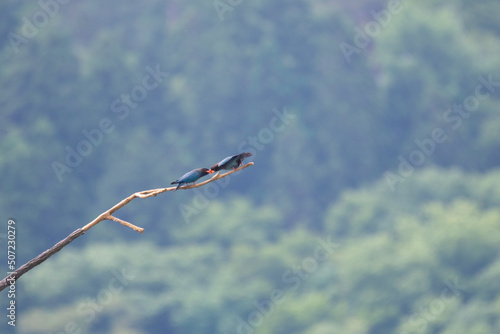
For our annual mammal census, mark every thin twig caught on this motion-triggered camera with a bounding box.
[107,215,144,233]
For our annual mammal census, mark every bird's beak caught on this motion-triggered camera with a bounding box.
[208,170,214,174]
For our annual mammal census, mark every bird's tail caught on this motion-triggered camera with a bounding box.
[170,181,181,191]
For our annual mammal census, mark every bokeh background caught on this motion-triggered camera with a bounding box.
[2,0,500,333]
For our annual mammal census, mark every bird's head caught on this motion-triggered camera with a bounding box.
[204,168,215,175]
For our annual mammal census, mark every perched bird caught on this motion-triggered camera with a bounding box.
[171,168,214,191]
[210,152,252,171]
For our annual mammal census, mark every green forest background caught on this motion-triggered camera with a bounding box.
[2,0,500,333]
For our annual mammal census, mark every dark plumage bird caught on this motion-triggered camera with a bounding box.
[210,152,252,172]
[171,168,213,191]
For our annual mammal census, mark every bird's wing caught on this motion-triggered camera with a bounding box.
[179,170,197,183]
[217,155,236,167]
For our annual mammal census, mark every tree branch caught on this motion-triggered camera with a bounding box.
[0,162,254,292]
[107,215,143,233]
[135,161,254,198]
[0,229,85,292]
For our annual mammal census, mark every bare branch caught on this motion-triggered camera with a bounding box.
[0,229,85,291]
[107,215,144,234]
[0,161,254,292]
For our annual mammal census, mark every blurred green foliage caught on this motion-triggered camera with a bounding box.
[1,0,500,333]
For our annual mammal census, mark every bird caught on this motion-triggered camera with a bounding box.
[171,168,214,191]
[210,152,252,172]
